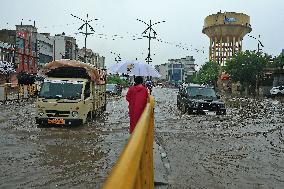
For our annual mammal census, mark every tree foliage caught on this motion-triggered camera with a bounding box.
[268,54,284,69]
[224,50,270,88]
[191,61,220,86]
[107,75,129,87]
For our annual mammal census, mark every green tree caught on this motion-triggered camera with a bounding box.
[224,50,270,94]
[268,55,284,69]
[192,61,220,86]
[107,75,129,87]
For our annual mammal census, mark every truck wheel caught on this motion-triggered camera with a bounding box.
[86,112,93,122]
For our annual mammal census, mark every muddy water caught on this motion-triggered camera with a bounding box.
[0,96,130,189]
[153,88,284,189]
[0,88,284,188]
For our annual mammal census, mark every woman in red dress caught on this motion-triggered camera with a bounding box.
[126,76,149,134]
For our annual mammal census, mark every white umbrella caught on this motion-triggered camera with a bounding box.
[108,61,125,74]
[108,60,161,77]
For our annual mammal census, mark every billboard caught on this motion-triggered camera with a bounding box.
[172,69,182,81]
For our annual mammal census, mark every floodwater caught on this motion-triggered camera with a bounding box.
[154,88,284,189]
[0,88,284,188]
[0,96,130,189]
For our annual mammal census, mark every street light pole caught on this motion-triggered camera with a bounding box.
[71,13,97,63]
[248,34,264,53]
[248,34,264,95]
[137,19,165,65]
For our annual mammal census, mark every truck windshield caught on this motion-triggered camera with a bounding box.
[38,81,83,99]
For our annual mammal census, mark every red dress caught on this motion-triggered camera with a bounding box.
[126,84,149,134]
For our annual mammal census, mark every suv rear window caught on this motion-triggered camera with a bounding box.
[187,87,217,98]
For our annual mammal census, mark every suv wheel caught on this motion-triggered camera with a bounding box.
[217,110,226,115]
[181,104,187,114]
[188,108,193,115]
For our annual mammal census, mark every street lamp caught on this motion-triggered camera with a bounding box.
[71,13,98,62]
[248,34,264,95]
[248,34,264,53]
[137,19,165,64]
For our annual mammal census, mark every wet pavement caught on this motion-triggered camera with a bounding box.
[0,87,284,188]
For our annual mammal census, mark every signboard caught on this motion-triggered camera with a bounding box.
[172,69,182,81]
[224,17,237,23]
[173,64,182,68]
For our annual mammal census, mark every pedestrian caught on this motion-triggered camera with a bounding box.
[145,80,153,94]
[126,76,149,134]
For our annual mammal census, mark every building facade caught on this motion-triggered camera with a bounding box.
[78,48,105,69]
[37,33,53,67]
[0,41,16,83]
[15,24,38,74]
[167,56,196,83]
[0,41,15,64]
[51,33,78,61]
[155,56,196,83]
[155,63,168,81]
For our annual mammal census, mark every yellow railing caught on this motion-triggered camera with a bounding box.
[102,96,155,189]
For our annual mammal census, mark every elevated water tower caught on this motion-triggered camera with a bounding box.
[202,11,252,66]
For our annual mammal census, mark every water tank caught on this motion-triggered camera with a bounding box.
[202,11,252,66]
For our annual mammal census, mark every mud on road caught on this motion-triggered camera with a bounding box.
[0,88,284,189]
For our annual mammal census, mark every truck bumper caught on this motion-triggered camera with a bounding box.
[35,117,83,126]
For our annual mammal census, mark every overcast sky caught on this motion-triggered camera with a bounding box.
[1,0,284,68]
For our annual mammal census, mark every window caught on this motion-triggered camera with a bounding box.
[84,82,91,99]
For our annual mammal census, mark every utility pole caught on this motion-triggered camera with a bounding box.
[137,19,165,64]
[248,34,264,53]
[248,34,264,96]
[71,13,97,63]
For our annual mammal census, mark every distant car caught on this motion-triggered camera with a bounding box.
[106,84,121,95]
[177,84,226,115]
[270,86,284,96]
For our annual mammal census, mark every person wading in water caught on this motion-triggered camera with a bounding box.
[126,76,149,134]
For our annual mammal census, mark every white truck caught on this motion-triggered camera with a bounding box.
[35,60,106,126]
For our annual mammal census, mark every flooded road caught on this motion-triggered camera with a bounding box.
[0,87,284,188]
[154,88,284,189]
[0,97,130,188]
